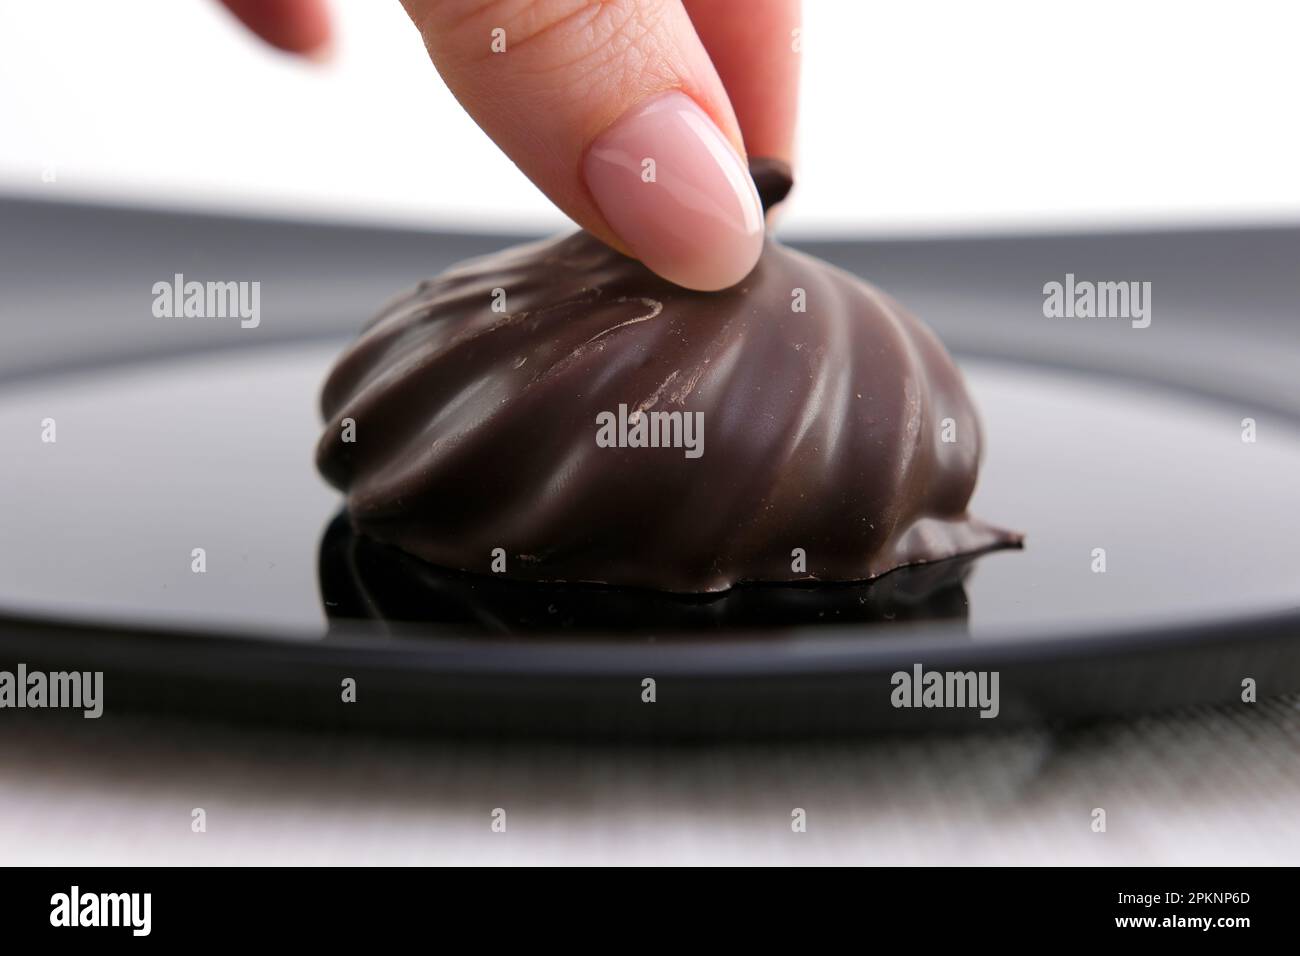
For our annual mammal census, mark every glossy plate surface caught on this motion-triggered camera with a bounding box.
[1,199,1296,735]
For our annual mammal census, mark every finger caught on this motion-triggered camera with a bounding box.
[682,0,801,165]
[217,0,333,57]
[401,0,765,291]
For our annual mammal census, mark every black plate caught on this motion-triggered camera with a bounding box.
[1,197,1297,736]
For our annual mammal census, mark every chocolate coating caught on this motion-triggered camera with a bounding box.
[316,162,1018,593]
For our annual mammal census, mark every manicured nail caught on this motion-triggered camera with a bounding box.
[583,91,764,291]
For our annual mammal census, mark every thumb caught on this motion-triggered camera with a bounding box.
[400,0,765,291]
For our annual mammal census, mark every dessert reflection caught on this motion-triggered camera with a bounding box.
[318,512,979,637]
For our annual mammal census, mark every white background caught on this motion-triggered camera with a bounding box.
[2,0,1298,236]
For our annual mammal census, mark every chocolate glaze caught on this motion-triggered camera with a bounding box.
[316,161,1019,593]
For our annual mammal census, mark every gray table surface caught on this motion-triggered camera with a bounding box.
[2,695,1299,865]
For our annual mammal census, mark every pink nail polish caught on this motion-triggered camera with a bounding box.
[583,91,764,292]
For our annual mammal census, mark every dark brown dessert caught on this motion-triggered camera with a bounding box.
[316,160,1019,592]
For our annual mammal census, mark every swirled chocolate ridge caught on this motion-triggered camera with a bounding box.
[316,162,1020,593]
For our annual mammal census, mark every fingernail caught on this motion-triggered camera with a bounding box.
[583,91,764,291]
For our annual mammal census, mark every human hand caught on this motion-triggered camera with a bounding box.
[218,0,800,291]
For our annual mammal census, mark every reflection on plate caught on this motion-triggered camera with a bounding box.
[319,511,988,636]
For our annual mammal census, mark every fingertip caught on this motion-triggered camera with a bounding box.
[402,0,763,290]
[684,0,801,165]
[219,0,333,58]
